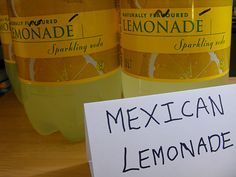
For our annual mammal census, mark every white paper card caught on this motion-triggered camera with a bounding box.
[84,84,236,177]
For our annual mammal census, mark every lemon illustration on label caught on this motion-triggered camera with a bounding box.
[10,0,119,83]
[121,0,231,81]
[121,0,232,97]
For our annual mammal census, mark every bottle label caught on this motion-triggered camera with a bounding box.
[10,9,118,58]
[121,7,231,53]
[121,6,232,81]
[9,9,120,84]
[0,15,15,64]
[0,15,11,44]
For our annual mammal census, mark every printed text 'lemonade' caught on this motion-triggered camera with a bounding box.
[120,0,232,97]
[8,0,121,141]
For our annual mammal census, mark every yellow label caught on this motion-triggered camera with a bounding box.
[0,15,12,44]
[122,47,230,80]
[121,6,232,82]
[9,9,120,83]
[19,68,120,86]
[0,15,15,63]
[16,47,120,83]
[10,9,118,58]
[121,7,232,53]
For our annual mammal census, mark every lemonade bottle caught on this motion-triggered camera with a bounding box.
[0,0,21,101]
[8,0,121,141]
[120,0,232,97]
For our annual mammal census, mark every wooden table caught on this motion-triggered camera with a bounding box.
[1,79,236,177]
[0,92,91,177]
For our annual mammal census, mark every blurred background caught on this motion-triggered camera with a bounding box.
[230,0,236,76]
[0,42,10,95]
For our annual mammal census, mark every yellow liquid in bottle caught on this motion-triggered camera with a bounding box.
[8,0,121,141]
[5,62,21,100]
[0,0,21,101]
[121,0,232,97]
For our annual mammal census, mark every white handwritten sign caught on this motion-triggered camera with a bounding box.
[84,84,236,177]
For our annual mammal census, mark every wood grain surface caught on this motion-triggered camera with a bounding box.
[1,79,236,177]
[0,92,91,177]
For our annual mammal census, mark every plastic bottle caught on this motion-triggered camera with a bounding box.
[8,0,121,141]
[0,0,21,100]
[120,0,232,97]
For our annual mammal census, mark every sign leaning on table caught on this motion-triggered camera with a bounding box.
[84,84,236,177]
